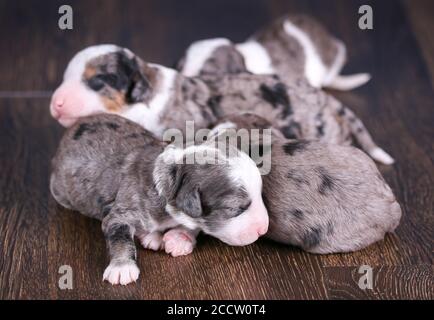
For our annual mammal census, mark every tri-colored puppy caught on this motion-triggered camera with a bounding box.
[179,14,370,90]
[49,44,393,165]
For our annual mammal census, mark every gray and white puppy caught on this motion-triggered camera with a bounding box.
[179,14,370,90]
[50,45,394,165]
[209,113,402,253]
[50,114,268,285]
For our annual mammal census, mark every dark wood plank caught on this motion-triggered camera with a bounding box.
[324,265,434,299]
[0,98,58,299]
[404,0,434,88]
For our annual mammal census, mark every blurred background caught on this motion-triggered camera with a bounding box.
[0,0,432,299]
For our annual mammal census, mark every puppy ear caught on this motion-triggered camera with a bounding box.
[127,69,151,103]
[116,51,151,103]
[176,184,202,218]
[176,56,185,72]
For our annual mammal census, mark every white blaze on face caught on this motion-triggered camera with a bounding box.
[154,145,269,246]
[235,41,275,75]
[283,19,328,88]
[212,150,269,246]
[63,44,120,81]
[50,44,121,127]
[181,38,231,77]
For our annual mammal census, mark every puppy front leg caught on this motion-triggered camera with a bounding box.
[163,227,200,257]
[102,219,140,285]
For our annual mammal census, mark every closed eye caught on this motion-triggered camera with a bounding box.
[97,73,119,88]
[236,201,251,216]
[86,73,119,91]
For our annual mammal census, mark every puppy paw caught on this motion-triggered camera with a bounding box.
[103,261,140,285]
[139,232,164,251]
[163,229,195,257]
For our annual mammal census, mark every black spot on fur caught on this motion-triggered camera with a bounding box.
[338,107,346,116]
[106,122,120,131]
[97,196,115,217]
[169,165,177,182]
[315,113,325,138]
[291,209,304,220]
[281,121,301,139]
[317,167,336,195]
[73,123,98,140]
[326,221,334,236]
[282,140,309,155]
[260,83,292,118]
[302,227,322,248]
[286,169,310,186]
[127,133,139,139]
[207,95,223,117]
[107,224,132,243]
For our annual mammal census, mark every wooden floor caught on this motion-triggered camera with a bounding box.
[0,0,433,299]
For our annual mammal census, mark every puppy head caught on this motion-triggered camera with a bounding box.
[154,145,269,246]
[179,38,247,78]
[50,45,155,127]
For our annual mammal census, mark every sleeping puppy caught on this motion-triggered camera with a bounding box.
[50,114,268,285]
[50,45,393,165]
[208,114,402,253]
[179,14,370,90]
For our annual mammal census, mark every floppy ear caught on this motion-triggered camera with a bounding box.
[176,184,203,218]
[167,165,203,218]
[127,69,151,103]
[116,51,151,103]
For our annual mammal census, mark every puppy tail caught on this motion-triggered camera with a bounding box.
[325,73,371,91]
[339,106,395,165]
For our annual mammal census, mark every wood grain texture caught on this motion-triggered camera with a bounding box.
[0,0,433,299]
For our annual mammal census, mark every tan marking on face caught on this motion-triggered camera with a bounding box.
[84,64,97,80]
[101,92,125,112]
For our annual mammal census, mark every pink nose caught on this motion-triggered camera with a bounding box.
[257,224,268,236]
[53,97,64,110]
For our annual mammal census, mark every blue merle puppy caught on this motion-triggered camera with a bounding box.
[50,114,268,285]
[209,113,402,253]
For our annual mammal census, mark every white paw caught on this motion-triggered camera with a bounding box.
[103,261,140,285]
[163,229,195,257]
[139,232,164,251]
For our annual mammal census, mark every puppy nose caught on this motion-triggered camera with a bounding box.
[257,224,268,236]
[54,98,64,109]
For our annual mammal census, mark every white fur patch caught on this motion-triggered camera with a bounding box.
[165,204,199,230]
[181,38,231,77]
[64,44,120,81]
[139,232,164,251]
[326,73,372,91]
[208,121,236,138]
[323,40,346,85]
[227,150,263,201]
[283,20,327,88]
[122,64,177,137]
[235,41,275,74]
[369,147,395,165]
[163,228,196,257]
[322,40,371,90]
[103,261,140,285]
